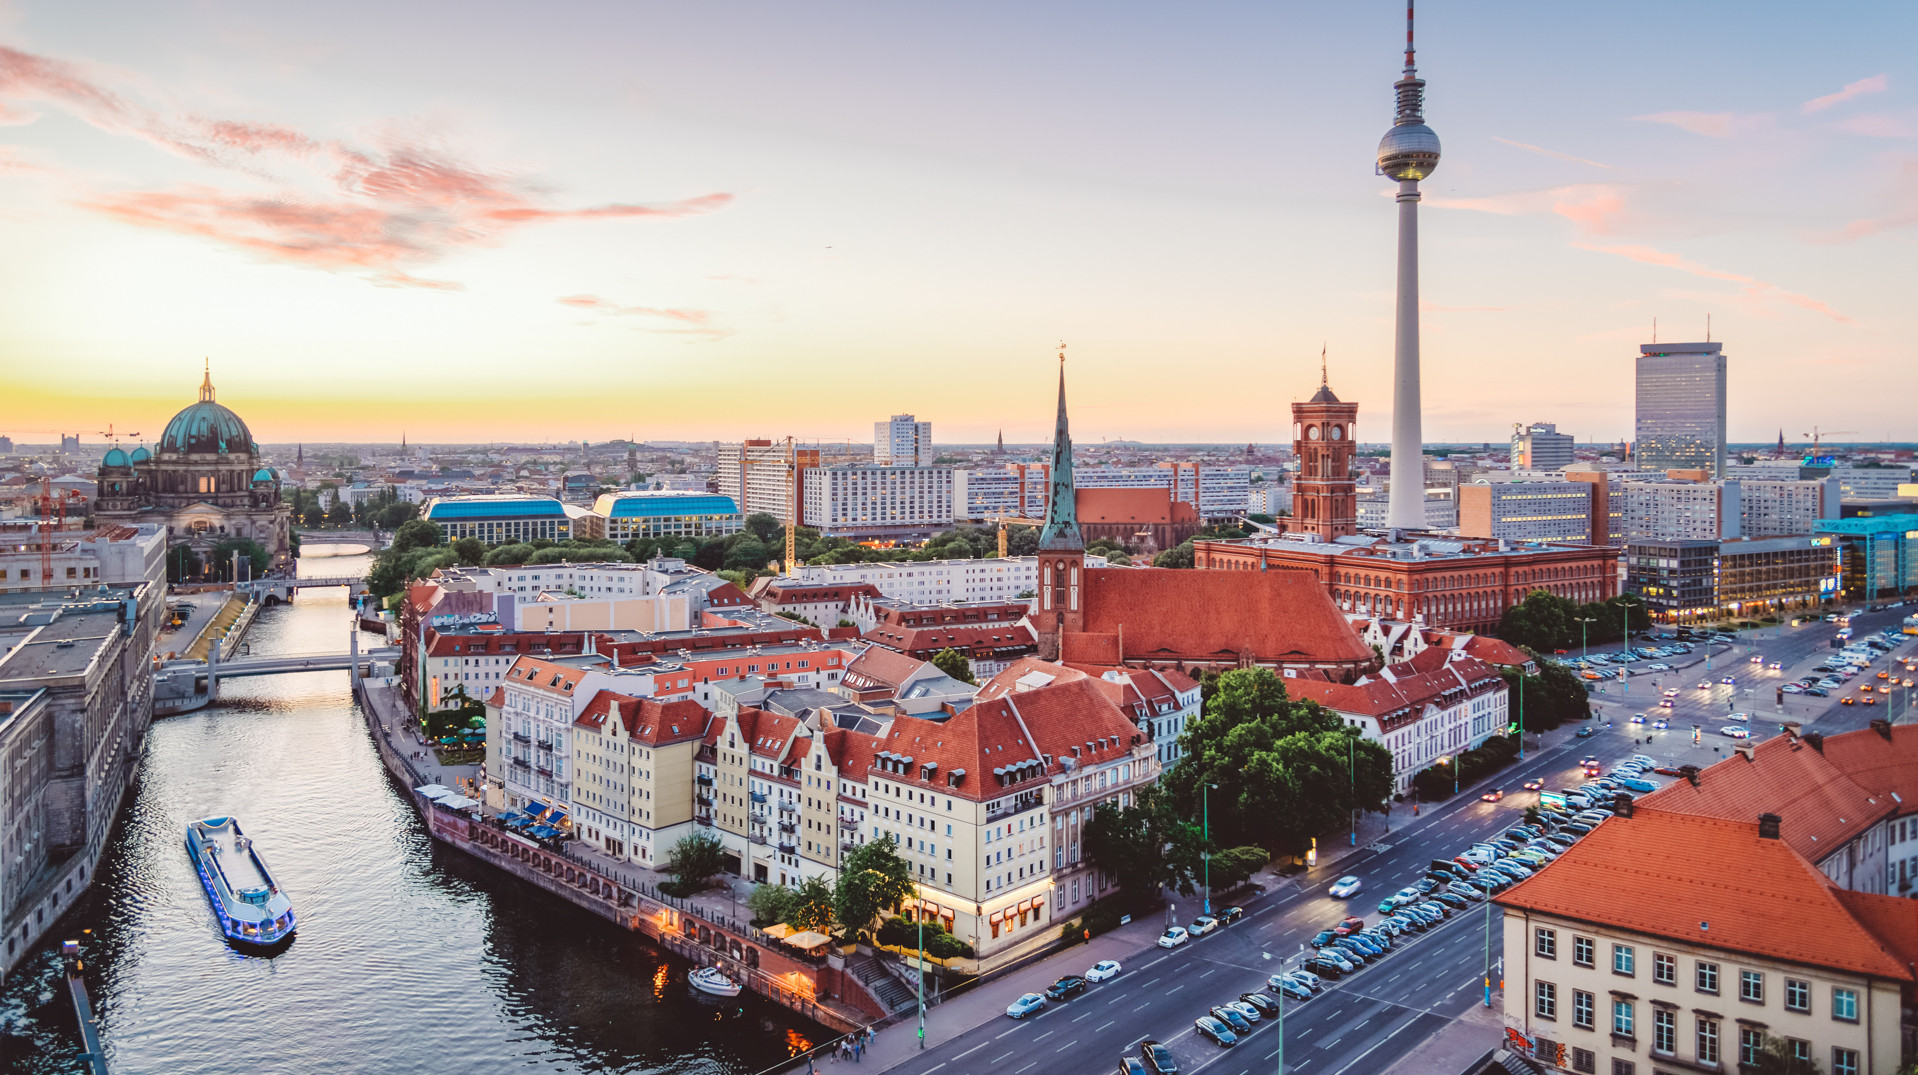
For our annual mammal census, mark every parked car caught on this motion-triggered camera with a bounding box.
[1119,1058,1149,1075]
[1188,916,1218,937]
[1139,1040,1179,1075]
[1310,929,1338,948]
[1006,993,1046,1019]
[1338,915,1366,933]
[1307,955,1348,978]
[1329,876,1363,898]
[1270,976,1313,1001]
[1086,960,1122,982]
[1210,1006,1253,1033]
[1241,991,1283,1014]
[1045,975,1088,1000]
[1617,777,1656,792]
[1157,926,1189,949]
[1193,1016,1238,1048]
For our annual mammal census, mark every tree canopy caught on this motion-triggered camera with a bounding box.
[663,832,728,893]
[929,648,975,684]
[834,837,915,939]
[1081,788,1207,908]
[1498,590,1652,653]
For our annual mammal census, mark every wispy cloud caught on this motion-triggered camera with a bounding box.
[1818,159,1918,243]
[557,294,729,340]
[0,43,733,288]
[1631,111,1753,138]
[1836,113,1913,139]
[1490,136,1613,170]
[1573,242,1849,322]
[1428,183,1632,236]
[1802,74,1888,114]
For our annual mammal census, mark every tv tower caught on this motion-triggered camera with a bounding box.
[1378,0,1440,529]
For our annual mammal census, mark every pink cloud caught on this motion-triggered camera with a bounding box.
[1801,74,1888,114]
[557,294,729,339]
[1429,183,1631,237]
[1837,113,1913,139]
[1573,242,1849,322]
[1490,136,1613,170]
[0,43,733,287]
[1819,159,1918,242]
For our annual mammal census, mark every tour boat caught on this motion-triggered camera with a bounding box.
[689,966,743,998]
[185,816,297,949]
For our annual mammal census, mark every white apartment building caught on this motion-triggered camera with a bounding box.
[787,555,1106,606]
[1247,484,1292,517]
[496,658,592,814]
[1619,478,1741,541]
[1287,650,1510,794]
[1739,477,1841,536]
[874,414,933,467]
[800,465,954,538]
[1457,480,1595,544]
[953,465,1049,521]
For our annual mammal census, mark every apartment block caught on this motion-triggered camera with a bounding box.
[953,464,1049,521]
[874,414,933,467]
[801,464,955,539]
[1619,478,1741,541]
[1510,422,1575,470]
[715,440,820,523]
[1457,481,1596,544]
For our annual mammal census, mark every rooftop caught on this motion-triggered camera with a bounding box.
[593,491,741,518]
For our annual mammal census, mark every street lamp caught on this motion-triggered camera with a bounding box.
[1438,754,1456,797]
[1203,783,1216,914]
[1348,737,1358,846]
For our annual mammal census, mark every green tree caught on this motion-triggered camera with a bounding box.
[1502,658,1591,734]
[1744,1035,1823,1075]
[301,501,326,527]
[1162,668,1394,854]
[743,512,781,543]
[663,831,728,892]
[833,838,914,940]
[1082,789,1207,907]
[326,498,354,526]
[390,518,441,554]
[623,536,661,563]
[929,648,976,684]
[485,543,537,565]
[1207,845,1271,890]
[723,537,773,571]
[451,536,486,566]
[209,536,271,579]
[373,498,418,530]
[747,882,799,927]
[1153,542,1196,569]
[165,544,202,583]
[792,874,837,935]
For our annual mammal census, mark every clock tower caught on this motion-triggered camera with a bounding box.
[1291,362,1359,541]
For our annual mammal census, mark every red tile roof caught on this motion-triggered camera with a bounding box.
[1815,722,1918,810]
[505,656,587,695]
[759,582,884,605]
[1635,730,1896,864]
[1284,652,1502,732]
[996,677,1145,770]
[1494,807,1914,982]
[864,622,1036,658]
[841,646,932,693]
[1076,567,1371,666]
[976,658,1090,701]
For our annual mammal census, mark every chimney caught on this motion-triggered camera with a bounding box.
[1733,742,1754,762]
[1869,718,1892,741]
[1758,813,1782,840]
[1612,792,1634,819]
[1779,720,1801,738]
[1802,731,1824,753]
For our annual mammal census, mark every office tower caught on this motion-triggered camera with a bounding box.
[1635,342,1727,478]
[1511,422,1574,470]
[873,414,932,467]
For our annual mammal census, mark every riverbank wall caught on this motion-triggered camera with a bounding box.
[352,675,883,1034]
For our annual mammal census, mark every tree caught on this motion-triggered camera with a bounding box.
[747,882,799,927]
[451,536,486,566]
[390,518,441,554]
[209,536,271,579]
[1207,845,1271,890]
[723,537,773,571]
[791,874,836,934]
[1153,542,1196,569]
[663,831,728,892]
[1161,668,1394,855]
[326,498,354,526]
[1743,1035,1822,1075]
[301,501,326,527]
[166,544,202,583]
[1081,789,1206,907]
[833,838,914,940]
[1502,658,1591,734]
[373,498,418,530]
[929,648,976,684]
[743,512,781,543]
[485,543,537,565]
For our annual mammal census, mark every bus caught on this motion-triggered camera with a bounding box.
[1903,613,1918,636]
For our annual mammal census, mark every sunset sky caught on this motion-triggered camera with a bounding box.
[2,2,1914,448]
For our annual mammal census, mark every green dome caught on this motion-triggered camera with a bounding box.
[159,399,255,455]
[253,467,276,482]
[103,447,130,467]
[129,446,151,463]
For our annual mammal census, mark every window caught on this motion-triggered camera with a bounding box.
[1652,1008,1675,1054]
[1610,1061,1634,1075]
[1574,935,1595,967]
[1612,945,1635,976]
[1738,1027,1765,1066]
[1537,928,1558,958]
[1784,978,1810,1012]
[1612,999,1633,1037]
[1696,1018,1719,1064]
[1832,1048,1859,1075]
[1787,1039,1812,1064]
[1739,969,1763,1003]
[1696,961,1719,994]
[1573,990,1594,1029]
[1832,988,1857,1021]
[1570,1047,1595,1073]
[1653,952,1674,985]
[1536,980,1558,1019]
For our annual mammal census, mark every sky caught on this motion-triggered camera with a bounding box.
[1,1,1914,449]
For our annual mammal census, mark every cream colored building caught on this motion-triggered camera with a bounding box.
[569,691,708,867]
[1497,805,1913,1075]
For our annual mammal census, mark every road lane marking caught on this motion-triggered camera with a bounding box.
[952,1043,986,1060]
[1072,1010,1094,1022]
[1055,1040,1076,1052]
[1328,1015,1422,1075]
[990,1051,1015,1063]
[1142,955,1169,970]
[1015,1064,1036,1075]
[1166,984,1185,994]
[1095,1021,1115,1032]
[1133,1002,1152,1011]
[1319,1033,1344,1049]
[919,1065,946,1075]
[996,1027,1023,1039]
[1033,1031,1054,1041]
[1199,968,1217,978]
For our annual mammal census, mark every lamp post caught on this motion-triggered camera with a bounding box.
[917,904,926,1049]
[1203,783,1217,914]
[1516,673,1525,761]
[1482,896,1493,1008]
[1348,738,1358,846]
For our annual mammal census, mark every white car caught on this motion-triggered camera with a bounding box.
[1720,726,1752,739]
[1329,876,1363,898]
[1188,916,1219,937]
[1085,959,1122,982]
[1006,993,1046,1019]
[1157,926,1190,949]
[1727,712,1751,723]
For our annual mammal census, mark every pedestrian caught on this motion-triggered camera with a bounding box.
[855,1037,863,1062]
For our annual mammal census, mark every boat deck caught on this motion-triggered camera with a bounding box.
[200,824,269,896]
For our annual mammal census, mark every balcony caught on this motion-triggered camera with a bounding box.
[695,794,713,807]
[777,841,796,855]
[777,799,797,814]
[778,820,797,834]
[695,774,713,786]
[841,838,857,854]
[511,731,530,744]
[535,765,554,778]
[695,816,714,827]
[748,834,767,845]
[510,757,530,770]
[985,791,1045,823]
[839,815,861,830]
[750,791,768,805]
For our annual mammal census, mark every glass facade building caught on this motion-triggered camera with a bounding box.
[1635,343,1727,479]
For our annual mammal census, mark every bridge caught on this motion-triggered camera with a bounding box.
[295,528,387,550]
[238,575,366,596]
[162,647,400,679]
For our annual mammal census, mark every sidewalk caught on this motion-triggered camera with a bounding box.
[1379,995,1506,1075]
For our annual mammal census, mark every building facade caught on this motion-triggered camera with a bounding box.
[1740,477,1840,537]
[1619,478,1741,541]
[93,368,293,567]
[1635,342,1728,479]
[588,491,743,542]
[1458,481,1597,544]
[1291,381,1360,540]
[953,464,1049,521]
[874,414,933,467]
[423,495,581,543]
[1287,649,1509,794]
[1511,422,1575,470]
[801,464,955,539]
[1626,537,1839,623]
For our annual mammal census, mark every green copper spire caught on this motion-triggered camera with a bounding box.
[1038,351,1083,552]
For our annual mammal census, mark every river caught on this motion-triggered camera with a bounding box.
[1,549,823,1074]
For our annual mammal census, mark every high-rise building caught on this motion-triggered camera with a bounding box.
[1635,342,1727,478]
[1457,480,1595,544]
[1290,373,1359,540]
[800,464,953,539]
[714,439,819,523]
[1377,2,1440,528]
[953,464,1049,521]
[1510,422,1574,470]
[873,414,933,467]
[1618,477,1741,541]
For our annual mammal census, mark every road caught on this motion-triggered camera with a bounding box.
[880,607,1918,1075]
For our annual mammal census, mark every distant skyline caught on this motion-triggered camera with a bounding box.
[3,2,1916,446]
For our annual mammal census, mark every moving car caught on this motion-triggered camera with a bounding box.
[1045,975,1088,1000]
[1522,778,1545,791]
[1721,726,1752,739]
[1219,906,1244,924]
[1139,1040,1179,1075]
[1329,876,1363,898]
[1628,715,1646,725]
[1721,676,1737,685]
[1194,1016,1238,1047]
[1576,726,1596,738]
[1157,926,1189,949]
[1188,915,1218,937]
[1480,789,1505,802]
[1086,960,1122,982]
[1006,993,1046,1019]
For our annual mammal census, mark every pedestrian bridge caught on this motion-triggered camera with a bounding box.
[160,646,400,680]
[295,529,387,549]
[238,575,366,596]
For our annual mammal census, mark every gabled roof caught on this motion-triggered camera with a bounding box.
[1815,722,1918,809]
[1636,730,1897,863]
[505,656,587,696]
[864,622,1035,657]
[976,657,1090,701]
[1076,568,1370,665]
[841,646,934,693]
[1285,652,1501,729]
[995,677,1144,772]
[1494,807,1914,983]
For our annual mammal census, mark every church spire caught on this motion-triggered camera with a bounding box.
[199,358,216,402]
[1038,347,1083,552]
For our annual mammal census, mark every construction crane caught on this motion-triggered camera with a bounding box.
[2,477,90,585]
[1804,428,1858,459]
[984,513,1045,558]
[785,435,798,576]
[1,424,139,443]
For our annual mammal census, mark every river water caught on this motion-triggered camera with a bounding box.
[2,549,822,1074]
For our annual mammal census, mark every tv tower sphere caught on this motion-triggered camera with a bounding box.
[1377,122,1440,182]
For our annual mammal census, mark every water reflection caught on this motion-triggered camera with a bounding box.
[1,550,820,1073]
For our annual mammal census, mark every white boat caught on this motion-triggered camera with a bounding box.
[185,816,296,949]
[689,966,742,997]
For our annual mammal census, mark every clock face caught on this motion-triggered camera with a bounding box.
[1307,426,1321,440]
[1331,425,1344,441]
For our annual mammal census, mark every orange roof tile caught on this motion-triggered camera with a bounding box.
[865,622,1035,657]
[1494,807,1914,982]
[1815,722,1918,809]
[1076,567,1371,666]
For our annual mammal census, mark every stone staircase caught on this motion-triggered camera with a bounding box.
[847,952,917,1013]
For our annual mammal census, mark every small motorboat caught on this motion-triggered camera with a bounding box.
[185,816,296,950]
[689,966,743,998]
